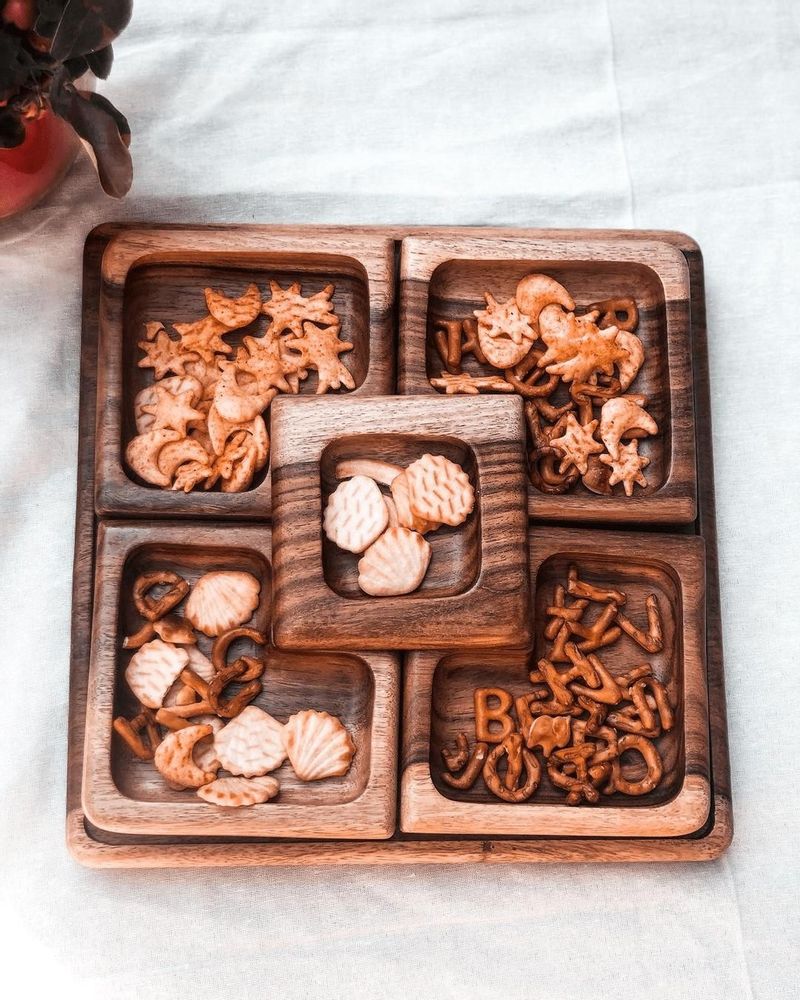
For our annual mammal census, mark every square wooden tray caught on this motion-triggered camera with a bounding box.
[95,228,396,520]
[398,233,696,524]
[81,521,399,839]
[401,527,710,838]
[67,225,732,866]
[270,394,531,650]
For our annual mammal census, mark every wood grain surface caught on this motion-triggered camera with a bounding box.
[270,394,531,650]
[401,527,710,837]
[398,233,697,524]
[82,521,399,839]
[94,228,396,519]
[66,225,732,866]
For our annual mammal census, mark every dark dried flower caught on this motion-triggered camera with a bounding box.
[1,0,133,195]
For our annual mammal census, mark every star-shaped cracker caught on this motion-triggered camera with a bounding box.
[238,333,296,393]
[429,372,516,395]
[550,414,604,475]
[172,315,234,363]
[261,280,338,337]
[284,321,354,394]
[474,293,532,345]
[137,330,200,380]
[141,385,207,436]
[600,440,650,496]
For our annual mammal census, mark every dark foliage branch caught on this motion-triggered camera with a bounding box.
[0,0,133,197]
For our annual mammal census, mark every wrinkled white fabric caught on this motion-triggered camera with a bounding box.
[0,1,798,998]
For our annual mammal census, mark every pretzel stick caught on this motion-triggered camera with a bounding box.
[615,595,664,652]
[160,700,214,719]
[460,318,488,365]
[334,458,404,485]
[441,741,488,790]
[433,319,463,373]
[155,708,192,731]
[113,716,153,760]
[122,620,156,649]
[212,626,266,682]
[567,565,626,605]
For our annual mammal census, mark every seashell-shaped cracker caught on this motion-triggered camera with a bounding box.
[125,429,182,487]
[205,283,262,329]
[125,639,189,709]
[403,454,475,527]
[184,571,261,636]
[323,475,388,554]
[154,724,219,789]
[213,706,286,777]
[197,774,280,807]
[357,526,431,597]
[284,710,355,781]
[390,471,440,534]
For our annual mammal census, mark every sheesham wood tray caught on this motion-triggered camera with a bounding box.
[67,224,732,866]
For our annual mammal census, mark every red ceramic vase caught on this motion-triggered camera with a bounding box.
[0,109,81,220]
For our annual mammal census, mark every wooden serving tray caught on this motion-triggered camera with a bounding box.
[67,225,732,866]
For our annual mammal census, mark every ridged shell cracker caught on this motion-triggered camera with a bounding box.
[284,710,355,781]
[213,706,287,777]
[323,475,388,554]
[125,639,189,709]
[184,571,261,636]
[357,526,431,597]
[197,774,280,807]
[154,724,219,789]
[390,471,440,534]
[403,454,475,527]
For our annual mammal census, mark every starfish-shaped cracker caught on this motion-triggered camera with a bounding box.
[172,315,234,363]
[261,280,338,337]
[429,371,516,395]
[238,332,296,393]
[137,330,200,380]
[140,385,207,436]
[550,414,604,475]
[473,293,533,346]
[600,440,650,496]
[284,321,354,394]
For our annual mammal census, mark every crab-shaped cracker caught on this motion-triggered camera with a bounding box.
[284,322,354,394]
[137,329,200,380]
[549,414,604,475]
[172,315,234,363]
[600,440,650,496]
[261,280,338,337]
[538,310,644,389]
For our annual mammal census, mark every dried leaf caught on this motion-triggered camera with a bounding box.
[50,0,133,61]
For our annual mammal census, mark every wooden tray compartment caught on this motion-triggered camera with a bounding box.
[82,521,399,839]
[398,234,696,524]
[95,228,396,520]
[400,527,711,837]
[68,225,732,866]
[270,394,531,650]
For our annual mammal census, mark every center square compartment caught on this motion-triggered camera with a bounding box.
[81,521,399,839]
[270,394,532,651]
[94,228,396,520]
[397,233,697,525]
[400,526,712,838]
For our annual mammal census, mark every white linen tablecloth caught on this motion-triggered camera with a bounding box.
[1,2,798,997]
